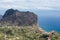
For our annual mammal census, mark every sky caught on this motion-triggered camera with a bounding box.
[0,0,60,10]
[0,0,60,16]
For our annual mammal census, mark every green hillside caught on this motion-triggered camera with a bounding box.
[0,25,60,40]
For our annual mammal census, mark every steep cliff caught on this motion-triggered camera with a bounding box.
[1,9,37,26]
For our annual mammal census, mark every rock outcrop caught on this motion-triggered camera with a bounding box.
[1,9,37,26]
[0,15,2,19]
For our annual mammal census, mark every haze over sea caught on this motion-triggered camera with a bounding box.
[37,10,60,33]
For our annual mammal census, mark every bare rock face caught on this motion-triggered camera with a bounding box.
[1,9,37,26]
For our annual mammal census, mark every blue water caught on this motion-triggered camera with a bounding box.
[38,17,60,33]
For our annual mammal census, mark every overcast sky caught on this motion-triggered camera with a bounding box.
[0,0,60,10]
[0,0,60,17]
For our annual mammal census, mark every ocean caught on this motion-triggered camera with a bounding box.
[38,17,60,33]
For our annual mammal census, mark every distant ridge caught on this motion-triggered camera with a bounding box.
[1,9,37,26]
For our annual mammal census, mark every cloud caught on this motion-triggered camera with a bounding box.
[0,0,60,10]
[0,0,15,2]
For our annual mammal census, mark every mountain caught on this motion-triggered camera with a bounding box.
[1,9,37,26]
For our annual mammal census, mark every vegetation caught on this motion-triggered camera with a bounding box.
[0,25,60,40]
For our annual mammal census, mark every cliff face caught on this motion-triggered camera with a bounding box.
[0,15,2,19]
[1,9,37,26]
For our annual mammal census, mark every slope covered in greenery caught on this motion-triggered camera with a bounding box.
[0,26,60,40]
